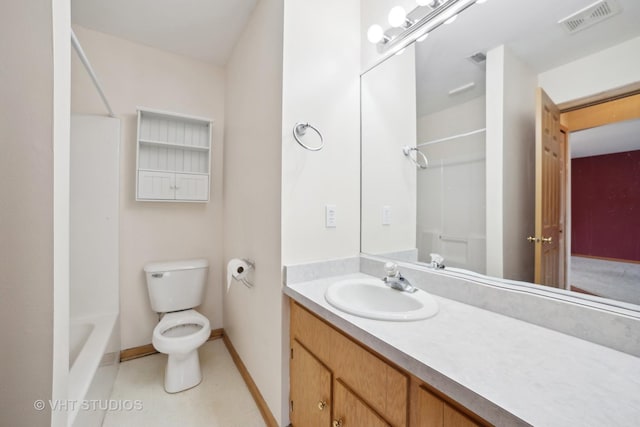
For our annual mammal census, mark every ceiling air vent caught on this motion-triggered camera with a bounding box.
[558,0,621,34]
[468,52,487,64]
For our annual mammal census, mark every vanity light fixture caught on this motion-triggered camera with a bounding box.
[388,6,406,27]
[367,24,390,44]
[367,0,480,55]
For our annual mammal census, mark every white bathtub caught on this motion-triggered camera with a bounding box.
[68,313,120,427]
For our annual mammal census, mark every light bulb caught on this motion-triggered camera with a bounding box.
[444,14,458,24]
[417,33,429,42]
[367,24,385,44]
[388,6,407,28]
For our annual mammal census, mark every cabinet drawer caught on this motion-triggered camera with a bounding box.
[291,302,407,426]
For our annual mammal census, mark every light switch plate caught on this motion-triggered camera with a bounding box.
[382,205,392,225]
[325,205,337,228]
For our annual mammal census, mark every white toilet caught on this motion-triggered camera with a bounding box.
[144,259,211,393]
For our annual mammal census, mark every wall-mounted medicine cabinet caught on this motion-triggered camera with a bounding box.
[136,108,213,202]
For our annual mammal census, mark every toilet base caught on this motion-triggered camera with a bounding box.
[164,349,202,393]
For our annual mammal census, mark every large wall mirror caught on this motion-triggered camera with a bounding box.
[361,0,640,307]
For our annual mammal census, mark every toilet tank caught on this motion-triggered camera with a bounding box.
[144,259,208,313]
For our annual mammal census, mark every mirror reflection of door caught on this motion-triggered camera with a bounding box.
[534,88,565,288]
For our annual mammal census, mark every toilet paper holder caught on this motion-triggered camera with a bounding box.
[233,258,255,288]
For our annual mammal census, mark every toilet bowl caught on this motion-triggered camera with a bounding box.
[144,258,210,393]
[152,309,210,393]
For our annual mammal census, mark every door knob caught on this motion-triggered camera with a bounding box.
[527,236,539,243]
[541,236,553,244]
[333,419,343,427]
[318,400,327,411]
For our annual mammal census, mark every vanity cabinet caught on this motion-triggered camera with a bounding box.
[410,382,480,427]
[290,301,488,427]
[136,108,213,202]
[290,340,332,427]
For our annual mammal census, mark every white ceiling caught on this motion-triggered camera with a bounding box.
[71,0,258,65]
[415,0,640,116]
[571,118,640,159]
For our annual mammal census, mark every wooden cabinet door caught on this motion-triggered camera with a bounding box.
[411,384,443,427]
[444,403,479,427]
[333,379,390,427]
[411,384,480,427]
[290,339,332,427]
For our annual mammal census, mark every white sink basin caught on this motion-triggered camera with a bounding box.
[325,278,439,321]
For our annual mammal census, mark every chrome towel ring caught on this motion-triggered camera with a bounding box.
[403,146,428,169]
[293,122,324,151]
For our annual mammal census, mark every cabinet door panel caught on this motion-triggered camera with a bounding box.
[291,302,407,426]
[138,171,174,200]
[411,384,443,427]
[444,403,480,427]
[333,379,390,427]
[175,173,209,201]
[290,340,332,427]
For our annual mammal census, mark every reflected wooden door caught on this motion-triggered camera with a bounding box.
[534,88,563,287]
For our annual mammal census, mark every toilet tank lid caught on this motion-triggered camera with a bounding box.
[144,259,208,273]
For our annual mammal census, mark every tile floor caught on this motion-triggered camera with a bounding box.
[102,339,266,427]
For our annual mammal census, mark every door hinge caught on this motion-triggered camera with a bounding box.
[290,400,294,412]
[291,348,293,359]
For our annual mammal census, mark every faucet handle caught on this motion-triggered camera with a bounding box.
[430,253,445,268]
[384,262,399,277]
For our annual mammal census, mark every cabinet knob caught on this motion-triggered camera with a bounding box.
[333,419,343,427]
[318,400,327,411]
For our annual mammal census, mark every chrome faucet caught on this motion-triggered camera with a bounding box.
[429,253,445,269]
[383,262,418,293]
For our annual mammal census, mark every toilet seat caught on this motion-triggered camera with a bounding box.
[152,309,210,355]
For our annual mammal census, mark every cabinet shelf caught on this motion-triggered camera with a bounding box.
[138,168,209,176]
[136,108,213,202]
[139,138,210,152]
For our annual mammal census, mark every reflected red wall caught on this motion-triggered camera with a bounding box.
[571,150,640,261]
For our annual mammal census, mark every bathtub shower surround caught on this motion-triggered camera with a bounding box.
[69,115,121,426]
[68,314,120,426]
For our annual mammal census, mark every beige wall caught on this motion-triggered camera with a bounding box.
[0,1,55,425]
[281,0,361,265]
[71,26,226,349]
[539,36,640,105]
[223,0,284,424]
